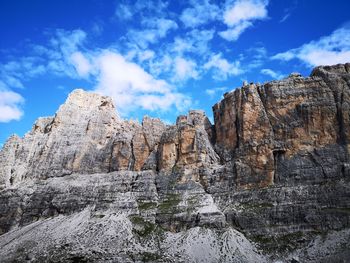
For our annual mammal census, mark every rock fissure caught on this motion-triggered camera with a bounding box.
[129,136,136,171]
[257,84,275,138]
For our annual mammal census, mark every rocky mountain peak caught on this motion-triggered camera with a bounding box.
[63,88,115,109]
[1,64,350,262]
[311,62,350,77]
[55,88,120,125]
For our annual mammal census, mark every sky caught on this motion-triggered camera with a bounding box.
[1,0,350,147]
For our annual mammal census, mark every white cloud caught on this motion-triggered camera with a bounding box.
[146,29,215,81]
[70,52,92,77]
[2,74,24,89]
[243,46,268,69]
[57,85,65,90]
[49,29,86,56]
[1,27,192,121]
[26,29,92,80]
[272,25,350,66]
[261,68,283,79]
[0,84,24,122]
[10,29,82,81]
[280,13,290,23]
[0,29,87,123]
[173,57,199,81]
[16,29,88,79]
[204,53,242,80]
[272,51,294,61]
[149,18,178,37]
[0,57,46,91]
[219,21,252,41]
[91,22,104,36]
[219,0,269,41]
[279,3,297,23]
[205,87,227,97]
[115,4,133,20]
[137,50,155,62]
[46,29,87,76]
[180,0,220,28]
[205,89,216,96]
[138,93,191,112]
[84,51,191,115]
[172,29,215,56]
[115,0,169,21]
[127,18,178,48]
[96,51,168,94]
[223,0,268,26]
[148,55,173,77]
[124,46,156,64]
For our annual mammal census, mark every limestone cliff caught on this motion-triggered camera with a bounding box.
[213,64,350,189]
[0,64,350,262]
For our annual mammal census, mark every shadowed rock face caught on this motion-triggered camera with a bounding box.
[1,64,350,262]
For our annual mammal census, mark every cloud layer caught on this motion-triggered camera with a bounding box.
[4,0,350,125]
[0,0,275,123]
[219,0,269,41]
[272,25,350,66]
[0,84,24,122]
[91,51,191,114]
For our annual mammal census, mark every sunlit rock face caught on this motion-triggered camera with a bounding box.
[214,63,350,189]
[0,64,350,262]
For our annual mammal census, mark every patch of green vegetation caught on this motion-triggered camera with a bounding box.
[153,225,166,237]
[158,193,181,213]
[171,165,181,174]
[186,196,199,214]
[140,252,162,262]
[187,196,199,205]
[310,229,329,241]
[69,255,89,263]
[278,231,304,244]
[239,202,274,210]
[251,235,275,245]
[137,201,157,210]
[321,207,350,213]
[130,215,145,225]
[129,215,156,237]
[127,252,135,261]
[93,214,105,218]
[167,168,182,189]
[139,223,155,237]
[251,231,306,253]
[168,179,178,189]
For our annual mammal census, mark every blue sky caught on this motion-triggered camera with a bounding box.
[1,0,350,147]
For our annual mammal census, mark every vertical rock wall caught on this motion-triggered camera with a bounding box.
[213,63,350,189]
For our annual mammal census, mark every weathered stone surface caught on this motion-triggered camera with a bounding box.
[0,90,167,188]
[1,64,350,262]
[214,63,350,189]
[0,135,22,188]
[158,110,219,172]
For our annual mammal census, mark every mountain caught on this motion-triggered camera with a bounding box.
[0,63,350,262]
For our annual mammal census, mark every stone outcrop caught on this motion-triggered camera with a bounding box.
[158,110,219,172]
[0,89,168,189]
[214,63,350,189]
[1,64,350,262]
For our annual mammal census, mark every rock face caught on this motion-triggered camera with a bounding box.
[1,64,350,262]
[213,64,350,189]
[0,89,167,188]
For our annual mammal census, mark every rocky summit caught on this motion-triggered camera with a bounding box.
[1,63,350,263]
